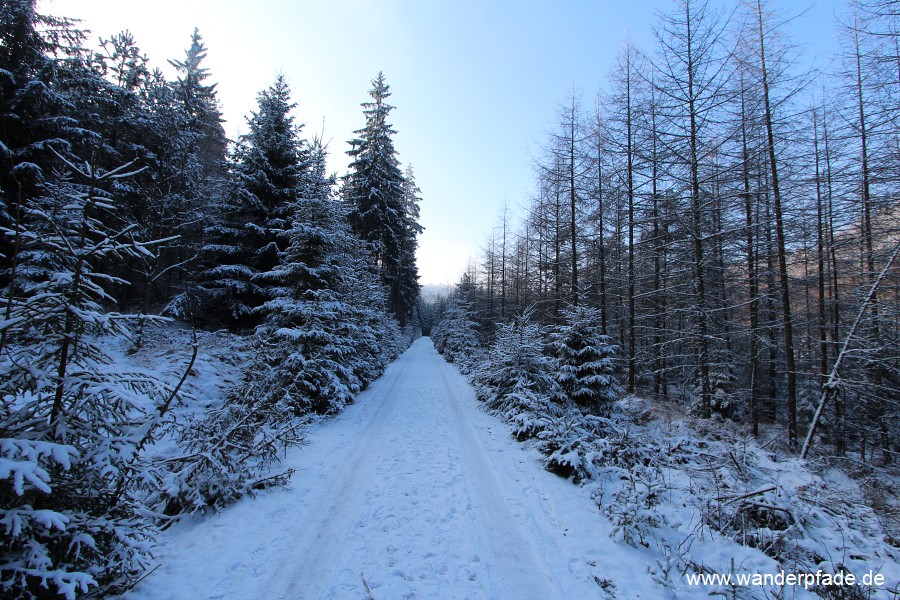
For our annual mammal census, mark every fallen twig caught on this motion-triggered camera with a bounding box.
[715,486,777,504]
[361,574,375,599]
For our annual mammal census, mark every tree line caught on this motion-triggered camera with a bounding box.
[443,0,898,461]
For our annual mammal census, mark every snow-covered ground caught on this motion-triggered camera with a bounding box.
[126,337,678,599]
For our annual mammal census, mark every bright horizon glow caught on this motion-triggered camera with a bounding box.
[40,0,845,287]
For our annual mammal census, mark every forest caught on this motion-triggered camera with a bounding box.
[1,0,899,597]
[425,0,900,593]
[431,0,899,459]
[1,0,422,596]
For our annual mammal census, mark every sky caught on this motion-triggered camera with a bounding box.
[40,0,846,286]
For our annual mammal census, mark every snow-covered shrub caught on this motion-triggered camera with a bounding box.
[431,299,481,371]
[702,450,790,552]
[466,308,634,482]
[537,414,613,481]
[344,288,407,387]
[471,309,562,440]
[605,464,667,548]
[257,294,364,415]
[548,305,623,415]
[502,388,562,442]
[0,158,177,597]
[594,398,900,596]
[0,439,92,598]
[697,446,900,588]
[693,361,743,420]
[154,366,305,515]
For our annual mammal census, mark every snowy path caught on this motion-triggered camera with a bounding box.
[128,337,664,600]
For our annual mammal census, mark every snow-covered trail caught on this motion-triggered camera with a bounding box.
[128,337,663,600]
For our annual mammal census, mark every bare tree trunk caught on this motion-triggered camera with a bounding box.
[822,101,845,454]
[500,204,508,319]
[851,13,889,463]
[813,109,829,385]
[686,3,712,417]
[649,87,668,399]
[763,187,780,421]
[740,74,761,436]
[569,96,579,307]
[595,128,608,336]
[554,168,562,322]
[757,0,798,447]
[626,56,637,394]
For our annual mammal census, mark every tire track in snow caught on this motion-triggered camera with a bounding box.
[431,351,563,599]
[264,349,418,600]
[269,339,565,599]
[128,338,667,600]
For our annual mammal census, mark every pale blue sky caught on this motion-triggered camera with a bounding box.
[42,0,845,286]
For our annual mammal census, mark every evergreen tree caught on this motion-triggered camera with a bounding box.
[136,30,229,315]
[0,0,88,280]
[344,72,421,326]
[431,296,481,368]
[191,75,309,328]
[75,31,188,312]
[253,139,366,414]
[471,309,563,440]
[168,28,227,179]
[548,305,623,415]
[0,156,173,597]
[139,63,222,313]
[398,164,424,326]
[137,30,228,313]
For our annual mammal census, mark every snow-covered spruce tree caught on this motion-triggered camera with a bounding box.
[344,72,421,327]
[0,0,92,277]
[254,137,407,405]
[548,305,623,416]
[0,156,176,598]
[57,31,194,315]
[191,75,309,329]
[157,141,406,515]
[167,28,227,180]
[339,233,408,385]
[471,309,563,440]
[254,139,370,415]
[431,297,481,371]
[103,30,228,313]
[398,164,424,330]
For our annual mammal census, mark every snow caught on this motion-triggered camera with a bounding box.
[0,439,76,496]
[125,337,670,600]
